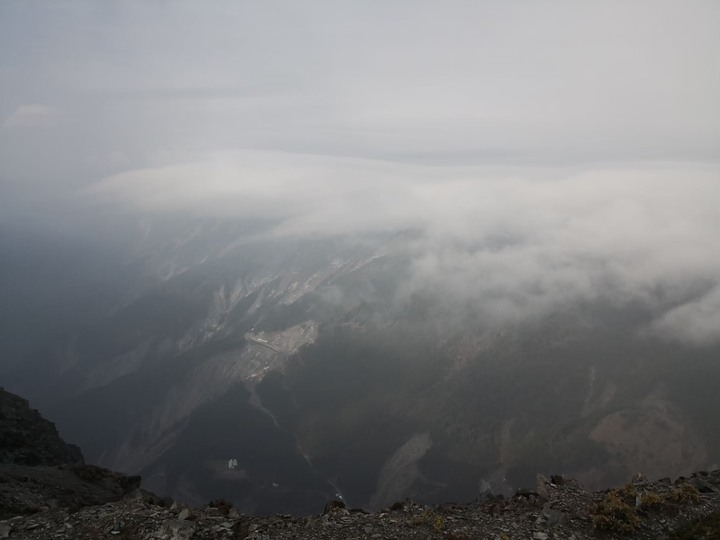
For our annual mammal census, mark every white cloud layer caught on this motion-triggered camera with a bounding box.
[651,287,720,346]
[2,2,719,344]
[86,151,720,344]
[1,1,719,188]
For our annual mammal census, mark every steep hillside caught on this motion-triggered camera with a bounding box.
[3,386,720,539]
[3,223,720,514]
[0,388,83,467]
[0,388,140,519]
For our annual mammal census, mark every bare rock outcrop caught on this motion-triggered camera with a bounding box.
[0,388,83,467]
[0,388,140,519]
[1,386,719,539]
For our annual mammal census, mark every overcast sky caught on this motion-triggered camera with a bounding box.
[1,1,719,344]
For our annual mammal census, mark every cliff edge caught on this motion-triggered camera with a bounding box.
[0,388,140,520]
[0,387,719,539]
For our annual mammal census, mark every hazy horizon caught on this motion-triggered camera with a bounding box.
[2,2,720,514]
[3,1,720,345]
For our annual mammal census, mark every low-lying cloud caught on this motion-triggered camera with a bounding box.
[2,2,719,345]
[85,151,720,345]
[650,287,720,346]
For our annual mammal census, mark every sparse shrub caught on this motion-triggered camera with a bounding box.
[615,483,638,500]
[668,484,701,504]
[591,481,703,534]
[640,491,664,510]
[591,486,641,534]
[409,510,445,531]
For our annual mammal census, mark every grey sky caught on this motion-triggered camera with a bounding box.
[2,2,718,185]
[1,1,719,344]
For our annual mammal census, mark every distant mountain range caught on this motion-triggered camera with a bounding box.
[2,217,719,515]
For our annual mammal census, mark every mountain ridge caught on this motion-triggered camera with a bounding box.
[0,387,141,521]
[3,225,720,516]
[1,386,719,539]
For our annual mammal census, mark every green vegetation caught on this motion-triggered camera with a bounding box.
[591,484,641,534]
[668,483,702,504]
[409,509,446,531]
[591,483,702,535]
[639,491,664,510]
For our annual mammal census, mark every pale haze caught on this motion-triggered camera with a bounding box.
[3,1,719,342]
[1,1,720,514]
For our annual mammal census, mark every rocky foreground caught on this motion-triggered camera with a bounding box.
[1,470,719,539]
[2,387,720,539]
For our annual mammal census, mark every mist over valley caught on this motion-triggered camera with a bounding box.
[1,0,719,517]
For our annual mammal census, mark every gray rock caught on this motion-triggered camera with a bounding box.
[536,474,551,499]
[154,519,196,540]
[0,388,84,467]
[546,509,565,526]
